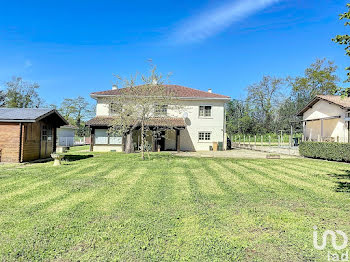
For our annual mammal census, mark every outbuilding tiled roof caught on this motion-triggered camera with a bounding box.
[0,108,53,121]
[297,95,350,116]
[86,116,186,128]
[91,85,230,99]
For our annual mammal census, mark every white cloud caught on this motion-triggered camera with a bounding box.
[171,0,281,44]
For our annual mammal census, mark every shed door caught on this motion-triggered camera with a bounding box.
[40,125,53,159]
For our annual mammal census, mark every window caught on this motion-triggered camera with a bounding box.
[41,125,48,141]
[199,106,212,117]
[47,128,52,142]
[110,103,121,115]
[155,104,168,116]
[95,129,108,144]
[199,132,211,141]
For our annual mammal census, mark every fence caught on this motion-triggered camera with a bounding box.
[58,137,90,147]
[57,137,75,147]
[231,134,300,156]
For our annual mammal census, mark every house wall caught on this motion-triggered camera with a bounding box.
[303,100,348,142]
[96,98,110,116]
[0,123,21,162]
[94,98,227,151]
[93,145,123,152]
[168,100,226,151]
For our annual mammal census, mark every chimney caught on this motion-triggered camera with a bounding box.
[152,78,158,85]
[112,84,118,90]
[208,88,212,93]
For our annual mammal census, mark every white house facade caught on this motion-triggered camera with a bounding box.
[297,95,350,143]
[86,85,230,152]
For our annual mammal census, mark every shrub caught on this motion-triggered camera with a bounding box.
[299,142,350,162]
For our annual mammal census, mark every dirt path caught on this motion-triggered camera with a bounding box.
[175,148,299,159]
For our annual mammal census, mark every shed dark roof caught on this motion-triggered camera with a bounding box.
[86,116,186,128]
[297,95,350,116]
[91,85,230,100]
[0,108,68,126]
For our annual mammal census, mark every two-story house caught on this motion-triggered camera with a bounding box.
[86,84,230,152]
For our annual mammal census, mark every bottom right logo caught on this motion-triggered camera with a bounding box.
[313,226,349,261]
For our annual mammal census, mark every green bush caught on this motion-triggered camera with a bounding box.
[299,142,350,162]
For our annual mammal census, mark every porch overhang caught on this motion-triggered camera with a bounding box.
[86,117,186,129]
[302,115,341,122]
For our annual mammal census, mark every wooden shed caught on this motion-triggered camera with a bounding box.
[0,108,68,163]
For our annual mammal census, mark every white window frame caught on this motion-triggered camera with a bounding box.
[155,104,168,116]
[199,105,212,118]
[110,102,121,116]
[198,131,212,142]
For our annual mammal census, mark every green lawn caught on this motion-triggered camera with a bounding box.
[1,148,350,261]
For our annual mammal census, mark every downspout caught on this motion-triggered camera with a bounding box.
[19,123,23,163]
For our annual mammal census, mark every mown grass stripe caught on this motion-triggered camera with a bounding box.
[242,160,328,199]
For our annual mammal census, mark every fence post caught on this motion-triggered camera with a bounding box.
[249,135,251,146]
[278,135,280,147]
[269,136,271,146]
[261,135,263,147]
[244,135,246,146]
[255,135,257,148]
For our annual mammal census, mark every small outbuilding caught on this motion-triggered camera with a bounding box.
[297,95,350,143]
[57,125,78,147]
[0,108,68,163]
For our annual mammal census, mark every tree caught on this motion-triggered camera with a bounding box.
[58,96,93,136]
[226,99,255,135]
[246,76,286,133]
[333,3,350,83]
[4,76,44,108]
[291,58,339,108]
[108,66,181,160]
[0,90,5,107]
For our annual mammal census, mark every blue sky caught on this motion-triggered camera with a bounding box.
[0,0,349,105]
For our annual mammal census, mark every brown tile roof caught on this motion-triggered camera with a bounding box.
[91,85,230,99]
[86,116,186,128]
[297,95,350,116]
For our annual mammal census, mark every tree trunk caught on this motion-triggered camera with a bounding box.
[141,120,145,160]
[124,131,134,154]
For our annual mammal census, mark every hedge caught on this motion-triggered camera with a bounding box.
[299,142,350,162]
